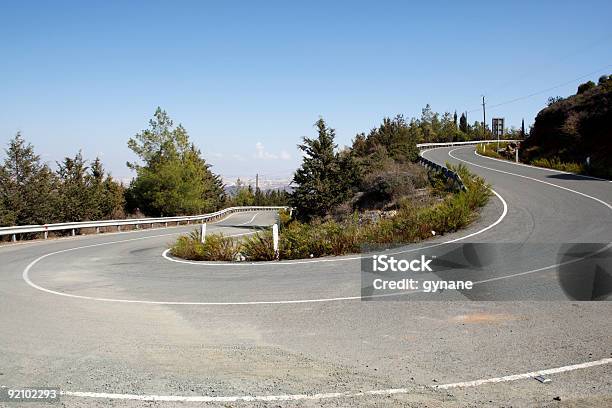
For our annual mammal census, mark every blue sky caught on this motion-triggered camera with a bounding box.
[1,1,611,182]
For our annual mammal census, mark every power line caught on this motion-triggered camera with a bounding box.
[466,64,612,113]
[485,33,612,94]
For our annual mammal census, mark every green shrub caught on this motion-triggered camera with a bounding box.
[241,231,276,261]
[170,232,239,261]
[170,166,492,262]
[278,208,292,227]
[530,157,584,174]
[279,221,313,259]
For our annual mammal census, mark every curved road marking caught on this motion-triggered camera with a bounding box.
[23,235,610,305]
[445,147,611,211]
[474,149,612,182]
[22,190,510,304]
[234,212,259,226]
[16,357,607,402]
[14,147,612,403]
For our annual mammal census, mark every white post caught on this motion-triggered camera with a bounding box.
[515,146,519,163]
[71,229,75,236]
[272,223,279,260]
[200,223,206,243]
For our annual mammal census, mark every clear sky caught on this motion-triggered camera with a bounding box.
[1,1,611,182]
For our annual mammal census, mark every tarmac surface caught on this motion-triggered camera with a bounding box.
[1,145,610,407]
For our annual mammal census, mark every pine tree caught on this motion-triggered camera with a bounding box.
[127,108,224,216]
[57,151,94,222]
[459,112,469,134]
[0,133,58,226]
[290,118,357,220]
[88,157,125,219]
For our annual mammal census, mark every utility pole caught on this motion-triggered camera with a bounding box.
[482,96,487,140]
[255,173,259,205]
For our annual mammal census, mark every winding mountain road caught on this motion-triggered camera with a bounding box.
[1,145,610,407]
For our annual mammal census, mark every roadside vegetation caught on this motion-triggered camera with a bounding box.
[171,109,493,262]
[0,133,126,228]
[2,104,492,245]
[0,108,287,240]
[171,164,490,262]
[476,142,522,161]
[478,139,586,175]
[521,74,612,179]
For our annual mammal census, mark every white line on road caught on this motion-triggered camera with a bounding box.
[22,190,508,304]
[433,358,612,389]
[474,149,612,182]
[234,212,259,226]
[41,357,611,402]
[446,147,611,211]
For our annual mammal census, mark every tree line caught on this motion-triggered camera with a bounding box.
[226,180,289,207]
[1,103,508,228]
[0,134,126,227]
[290,105,502,220]
[0,108,286,228]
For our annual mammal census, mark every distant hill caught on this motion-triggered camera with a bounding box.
[521,75,612,178]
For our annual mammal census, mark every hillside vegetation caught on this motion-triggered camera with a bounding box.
[172,109,493,262]
[521,75,612,178]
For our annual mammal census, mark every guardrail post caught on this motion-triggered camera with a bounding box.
[11,234,16,242]
[96,227,100,234]
[71,229,75,236]
[118,225,121,232]
[150,223,153,229]
[515,147,519,163]
[44,231,48,239]
[200,223,206,243]
[272,224,279,260]
[165,222,168,227]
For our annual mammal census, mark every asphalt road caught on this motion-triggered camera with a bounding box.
[0,145,610,407]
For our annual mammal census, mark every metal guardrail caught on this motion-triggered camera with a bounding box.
[417,155,467,191]
[416,139,519,149]
[415,139,520,191]
[0,206,289,242]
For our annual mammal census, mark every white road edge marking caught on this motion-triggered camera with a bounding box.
[446,147,611,211]
[474,149,612,182]
[22,190,508,304]
[32,357,607,402]
[432,358,612,390]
